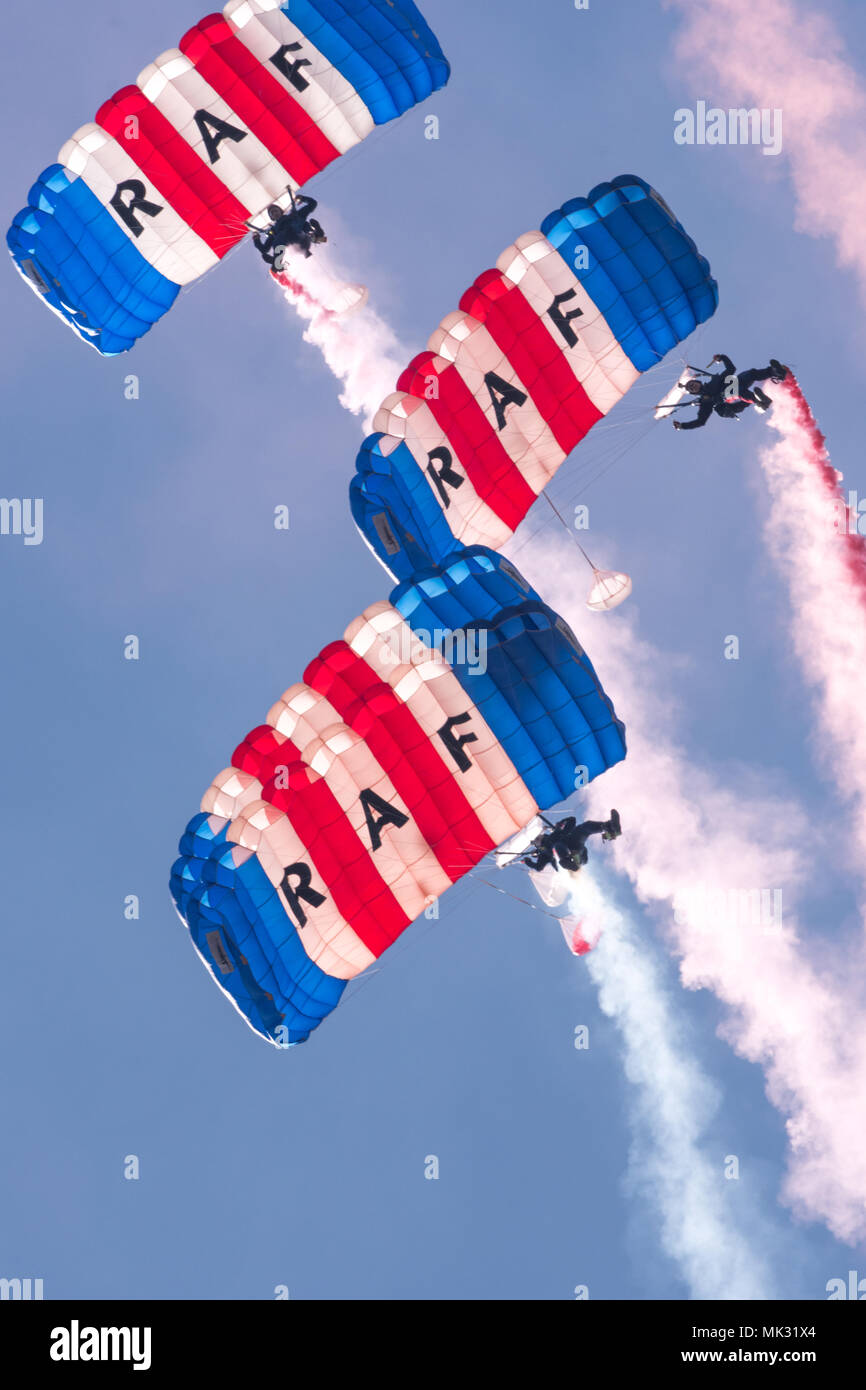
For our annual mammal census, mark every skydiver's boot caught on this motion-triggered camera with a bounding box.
[769,359,789,382]
[752,388,772,412]
[602,809,622,841]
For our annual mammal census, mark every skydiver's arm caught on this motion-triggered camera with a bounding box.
[713,354,736,376]
[676,401,713,430]
[522,852,544,871]
[293,195,318,219]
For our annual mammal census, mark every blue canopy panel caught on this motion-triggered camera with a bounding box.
[8,165,181,355]
[540,175,719,371]
[391,547,627,810]
[288,0,450,121]
[351,435,461,578]
[171,813,346,1047]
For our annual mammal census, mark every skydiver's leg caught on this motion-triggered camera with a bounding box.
[575,821,609,840]
[556,838,590,872]
[560,818,620,865]
[556,849,581,873]
[255,237,278,269]
[738,366,776,401]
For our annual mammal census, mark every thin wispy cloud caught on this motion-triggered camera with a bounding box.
[668,0,866,300]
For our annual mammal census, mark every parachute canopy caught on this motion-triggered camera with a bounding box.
[171,546,626,1045]
[351,176,718,581]
[586,569,632,612]
[8,0,449,354]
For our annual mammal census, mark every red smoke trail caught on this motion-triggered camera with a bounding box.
[777,375,866,599]
[272,269,323,316]
[759,372,866,869]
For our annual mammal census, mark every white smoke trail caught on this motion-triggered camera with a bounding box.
[574,872,777,1298]
[515,539,866,1243]
[274,254,408,429]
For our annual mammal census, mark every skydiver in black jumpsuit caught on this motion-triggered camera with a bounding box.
[673,355,789,430]
[521,810,622,873]
[251,190,328,268]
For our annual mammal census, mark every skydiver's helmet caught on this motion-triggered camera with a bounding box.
[684,379,704,395]
[267,204,283,223]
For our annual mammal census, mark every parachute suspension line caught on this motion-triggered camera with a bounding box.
[340,866,495,1011]
[508,399,660,568]
[515,486,632,611]
[542,490,596,571]
[467,868,580,925]
[551,408,659,510]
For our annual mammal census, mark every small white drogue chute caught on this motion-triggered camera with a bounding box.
[586,568,632,613]
[539,495,633,614]
[322,281,369,317]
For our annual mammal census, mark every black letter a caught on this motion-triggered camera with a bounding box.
[194,110,247,165]
[485,372,527,431]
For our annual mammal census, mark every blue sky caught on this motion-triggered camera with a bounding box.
[2,0,865,1299]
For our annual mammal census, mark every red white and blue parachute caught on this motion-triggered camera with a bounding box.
[351,176,718,579]
[171,548,626,1046]
[7,0,449,354]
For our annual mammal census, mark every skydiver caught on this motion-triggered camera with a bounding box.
[521,810,622,874]
[250,189,328,268]
[672,355,789,430]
